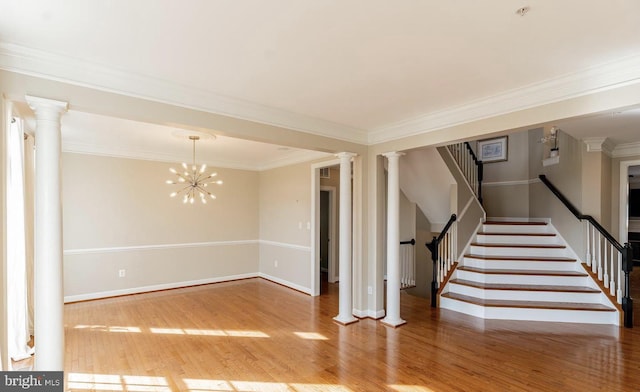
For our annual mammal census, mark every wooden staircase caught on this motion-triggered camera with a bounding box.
[440,220,620,325]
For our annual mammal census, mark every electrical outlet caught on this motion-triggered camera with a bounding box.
[368,286,373,295]
[274,260,278,268]
[118,269,126,278]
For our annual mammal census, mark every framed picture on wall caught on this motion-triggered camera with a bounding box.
[477,136,508,163]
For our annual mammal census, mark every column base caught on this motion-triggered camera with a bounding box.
[333,314,359,326]
[380,317,407,328]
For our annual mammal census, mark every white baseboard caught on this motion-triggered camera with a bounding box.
[353,308,385,319]
[64,273,258,303]
[258,273,312,295]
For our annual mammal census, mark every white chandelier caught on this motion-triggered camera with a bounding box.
[166,135,222,204]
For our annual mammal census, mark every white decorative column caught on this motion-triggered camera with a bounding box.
[333,152,358,325]
[27,96,68,370]
[381,152,406,327]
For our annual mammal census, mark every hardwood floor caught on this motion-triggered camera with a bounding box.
[64,278,640,391]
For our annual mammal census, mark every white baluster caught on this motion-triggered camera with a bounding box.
[585,222,591,267]
[603,241,609,288]
[597,233,603,281]
[617,252,623,304]
[591,225,597,274]
[411,246,416,286]
[454,223,458,263]
[609,245,615,296]
[439,242,444,283]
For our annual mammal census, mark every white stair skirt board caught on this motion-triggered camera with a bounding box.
[439,296,619,325]
[440,219,620,326]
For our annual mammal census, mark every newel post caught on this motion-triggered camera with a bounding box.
[622,243,634,328]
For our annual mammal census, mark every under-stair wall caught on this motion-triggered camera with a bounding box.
[437,146,486,257]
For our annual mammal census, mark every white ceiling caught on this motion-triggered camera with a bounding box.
[2,0,640,160]
[54,110,331,171]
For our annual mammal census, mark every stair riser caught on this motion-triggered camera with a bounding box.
[448,284,605,303]
[476,235,559,245]
[455,270,590,286]
[482,224,549,234]
[463,258,577,271]
[469,245,570,258]
[440,297,619,325]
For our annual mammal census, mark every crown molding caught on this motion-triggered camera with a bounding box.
[613,142,640,158]
[0,42,368,144]
[62,141,329,171]
[369,53,640,144]
[5,42,640,148]
[583,137,615,156]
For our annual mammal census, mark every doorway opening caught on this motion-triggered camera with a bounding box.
[320,186,337,294]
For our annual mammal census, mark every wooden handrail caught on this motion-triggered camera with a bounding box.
[539,175,622,251]
[539,174,633,328]
[426,213,457,307]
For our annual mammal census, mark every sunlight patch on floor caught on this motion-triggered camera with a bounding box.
[72,325,142,333]
[149,328,269,338]
[388,385,434,392]
[68,373,170,391]
[183,378,353,392]
[293,332,328,340]
[68,374,353,392]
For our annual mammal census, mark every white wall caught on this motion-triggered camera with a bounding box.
[1,97,8,369]
[399,147,455,230]
[62,153,260,301]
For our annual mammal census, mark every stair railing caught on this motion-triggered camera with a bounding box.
[447,142,483,204]
[539,174,634,328]
[400,238,416,289]
[426,214,457,307]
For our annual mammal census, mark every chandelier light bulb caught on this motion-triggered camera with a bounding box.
[167,135,223,205]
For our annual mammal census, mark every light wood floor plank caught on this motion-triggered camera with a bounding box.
[63,278,640,391]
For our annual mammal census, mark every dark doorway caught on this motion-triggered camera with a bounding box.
[320,190,330,294]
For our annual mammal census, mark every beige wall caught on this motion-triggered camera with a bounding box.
[406,207,432,299]
[481,130,530,218]
[258,162,313,291]
[528,128,585,256]
[62,153,260,299]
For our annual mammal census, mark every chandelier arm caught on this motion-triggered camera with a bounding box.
[194,185,214,197]
[173,171,190,182]
[174,185,192,195]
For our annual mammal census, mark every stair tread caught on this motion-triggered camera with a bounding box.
[442,292,615,311]
[464,254,576,262]
[484,221,547,226]
[477,232,556,237]
[471,243,565,249]
[457,265,587,276]
[449,279,601,293]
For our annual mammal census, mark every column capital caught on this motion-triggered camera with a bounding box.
[26,95,68,114]
[381,151,405,159]
[583,137,614,156]
[335,152,357,160]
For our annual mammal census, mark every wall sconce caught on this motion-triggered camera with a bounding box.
[541,126,560,166]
